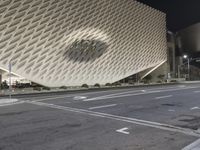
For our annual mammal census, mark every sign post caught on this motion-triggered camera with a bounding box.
[9,61,12,99]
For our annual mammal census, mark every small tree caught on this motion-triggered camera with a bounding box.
[1,80,8,89]
[143,75,152,83]
[81,84,89,88]
[60,86,67,89]
[105,83,112,86]
[43,86,50,90]
[94,83,100,88]
[157,74,165,82]
[112,82,121,86]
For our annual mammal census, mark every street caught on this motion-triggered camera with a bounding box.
[1,84,200,150]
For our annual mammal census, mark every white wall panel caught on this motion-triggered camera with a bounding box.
[0,0,167,87]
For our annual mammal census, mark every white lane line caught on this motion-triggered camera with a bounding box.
[84,86,200,102]
[23,85,194,102]
[30,89,136,102]
[168,109,175,112]
[34,96,75,102]
[116,127,130,135]
[155,95,172,100]
[30,85,193,102]
[89,104,117,110]
[73,96,87,100]
[194,91,200,93]
[191,107,200,110]
[182,138,200,150]
[26,101,200,137]
[84,90,161,101]
[178,85,186,88]
[84,86,189,101]
[85,90,144,101]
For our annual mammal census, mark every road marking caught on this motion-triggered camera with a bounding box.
[182,138,200,150]
[85,90,143,101]
[191,107,200,110]
[194,91,200,93]
[84,86,200,102]
[168,109,175,112]
[34,95,75,102]
[26,100,200,137]
[178,85,186,88]
[30,89,137,102]
[155,95,172,100]
[84,90,161,101]
[23,85,197,102]
[89,104,117,110]
[73,96,87,100]
[116,127,130,135]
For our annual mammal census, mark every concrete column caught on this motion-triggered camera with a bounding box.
[0,74,2,89]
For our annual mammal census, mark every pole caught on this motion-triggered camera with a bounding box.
[178,65,180,78]
[188,58,190,80]
[9,61,12,99]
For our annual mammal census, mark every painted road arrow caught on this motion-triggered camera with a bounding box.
[116,127,130,135]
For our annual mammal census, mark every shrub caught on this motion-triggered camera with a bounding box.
[112,82,121,86]
[128,81,134,84]
[94,83,100,88]
[144,75,152,81]
[105,83,112,86]
[43,87,50,90]
[157,80,162,83]
[143,75,152,84]
[33,87,42,91]
[143,80,149,84]
[170,80,177,83]
[81,84,89,88]
[1,80,9,89]
[60,86,67,89]
[157,74,165,81]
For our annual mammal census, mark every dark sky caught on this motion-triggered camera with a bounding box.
[137,0,200,32]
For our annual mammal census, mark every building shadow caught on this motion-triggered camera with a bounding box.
[63,39,108,63]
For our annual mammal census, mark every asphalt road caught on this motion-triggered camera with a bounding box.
[1,84,200,150]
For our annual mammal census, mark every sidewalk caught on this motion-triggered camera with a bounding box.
[0,98,18,106]
[182,139,200,150]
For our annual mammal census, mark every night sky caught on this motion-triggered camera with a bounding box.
[137,0,200,32]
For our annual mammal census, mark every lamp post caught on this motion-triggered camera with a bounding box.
[177,65,180,78]
[183,55,190,80]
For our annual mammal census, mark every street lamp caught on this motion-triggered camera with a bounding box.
[183,55,190,80]
[183,55,187,59]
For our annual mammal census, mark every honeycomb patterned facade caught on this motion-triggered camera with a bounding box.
[0,0,167,87]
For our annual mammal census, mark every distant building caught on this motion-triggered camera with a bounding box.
[172,23,200,80]
[177,23,200,54]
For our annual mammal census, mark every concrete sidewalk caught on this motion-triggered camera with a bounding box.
[0,98,18,106]
[182,139,200,150]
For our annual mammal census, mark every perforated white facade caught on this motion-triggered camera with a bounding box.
[0,0,167,87]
